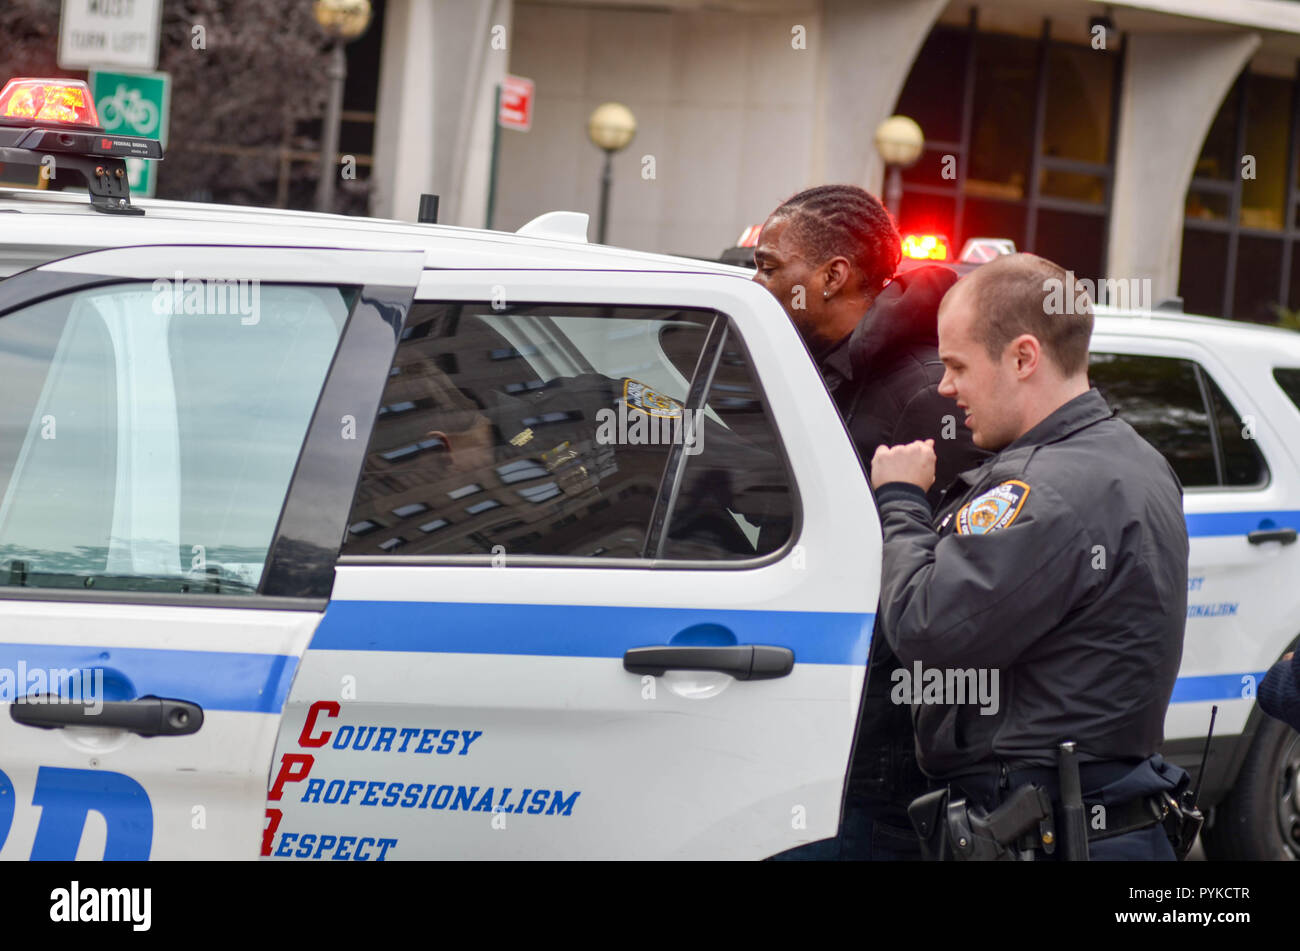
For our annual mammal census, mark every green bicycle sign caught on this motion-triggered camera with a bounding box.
[89,69,169,197]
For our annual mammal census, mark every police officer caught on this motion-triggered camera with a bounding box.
[869,253,1190,860]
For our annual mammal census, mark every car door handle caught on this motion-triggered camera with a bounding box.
[9,696,204,737]
[623,645,794,680]
[1247,528,1298,545]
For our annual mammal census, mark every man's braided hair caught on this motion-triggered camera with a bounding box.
[771,184,901,293]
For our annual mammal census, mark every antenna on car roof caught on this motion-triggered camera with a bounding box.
[1154,297,1183,313]
[417,193,440,224]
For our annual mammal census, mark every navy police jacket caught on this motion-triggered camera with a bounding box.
[874,388,1189,778]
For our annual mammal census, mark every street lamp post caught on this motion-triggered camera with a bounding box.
[313,0,372,213]
[873,115,925,219]
[586,102,637,245]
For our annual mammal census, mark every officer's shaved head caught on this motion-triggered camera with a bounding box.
[949,253,1093,377]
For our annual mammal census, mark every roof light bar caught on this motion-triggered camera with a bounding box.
[0,77,163,215]
[0,78,100,128]
[901,233,950,261]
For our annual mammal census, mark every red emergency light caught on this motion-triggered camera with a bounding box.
[901,233,950,261]
[0,78,100,128]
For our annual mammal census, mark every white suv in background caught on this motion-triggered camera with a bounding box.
[1087,309,1300,861]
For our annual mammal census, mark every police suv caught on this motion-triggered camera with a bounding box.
[0,78,1296,861]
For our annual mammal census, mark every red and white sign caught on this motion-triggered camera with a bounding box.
[498,75,534,132]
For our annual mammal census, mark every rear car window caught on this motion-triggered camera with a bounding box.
[1089,352,1266,488]
[342,301,795,561]
[1276,368,1300,413]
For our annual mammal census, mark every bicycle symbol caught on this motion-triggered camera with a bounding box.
[98,84,159,135]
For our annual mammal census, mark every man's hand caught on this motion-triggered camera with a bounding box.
[871,439,937,492]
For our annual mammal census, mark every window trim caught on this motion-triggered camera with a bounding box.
[335,299,805,571]
[1191,361,1227,486]
[1199,363,1271,490]
[643,313,727,559]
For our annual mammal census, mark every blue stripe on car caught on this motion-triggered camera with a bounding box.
[0,642,296,713]
[311,600,875,666]
[312,602,1271,703]
[1185,510,1300,537]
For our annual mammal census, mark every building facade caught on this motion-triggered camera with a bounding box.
[366,0,1300,321]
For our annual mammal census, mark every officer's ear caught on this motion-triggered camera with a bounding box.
[1009,333,1042,379]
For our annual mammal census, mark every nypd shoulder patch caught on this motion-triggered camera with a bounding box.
[622,378,684,419]
[956,480,1031,535]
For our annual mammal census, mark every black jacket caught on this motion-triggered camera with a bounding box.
[816,266,988,810]
[875,388,1189,778]
[818,265,987,507]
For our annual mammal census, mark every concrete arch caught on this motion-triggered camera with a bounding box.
[815,0,950,193]
[1107,31,1261,298]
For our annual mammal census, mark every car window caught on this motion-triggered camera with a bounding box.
[1203,372,1266,486]
[1276,368,1300,414]
[1089,353,1217,487]
[342,302,795,561]
[0,281,350,593]
[1090,352,1266,488]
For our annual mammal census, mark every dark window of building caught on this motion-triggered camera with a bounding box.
[1195,78,1242,182]
[1181,70,1300,320]
[968,33,1038,201]
[1039,168,1107,205]
[963,197,1026,251]
[894,26,968,145]
[1179,229,1230,317]
[1034,209,1105,279]
[893,19,1117,277]
[1233,235,1285,323]
[1242,74,1290,231]
[343,303,794,562]
[1088,353,1218,487]
[1042,44,1114,165]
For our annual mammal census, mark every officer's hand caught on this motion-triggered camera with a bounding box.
[870,439,937,492]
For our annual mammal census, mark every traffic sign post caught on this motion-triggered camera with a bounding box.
[485,74,533,229]
[89,70,169,198]
[498,75,534,133]
[59,0,163,72]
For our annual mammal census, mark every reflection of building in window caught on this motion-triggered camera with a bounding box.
[343,304,794,561]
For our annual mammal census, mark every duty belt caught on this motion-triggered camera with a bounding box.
[907,748,1201,861]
